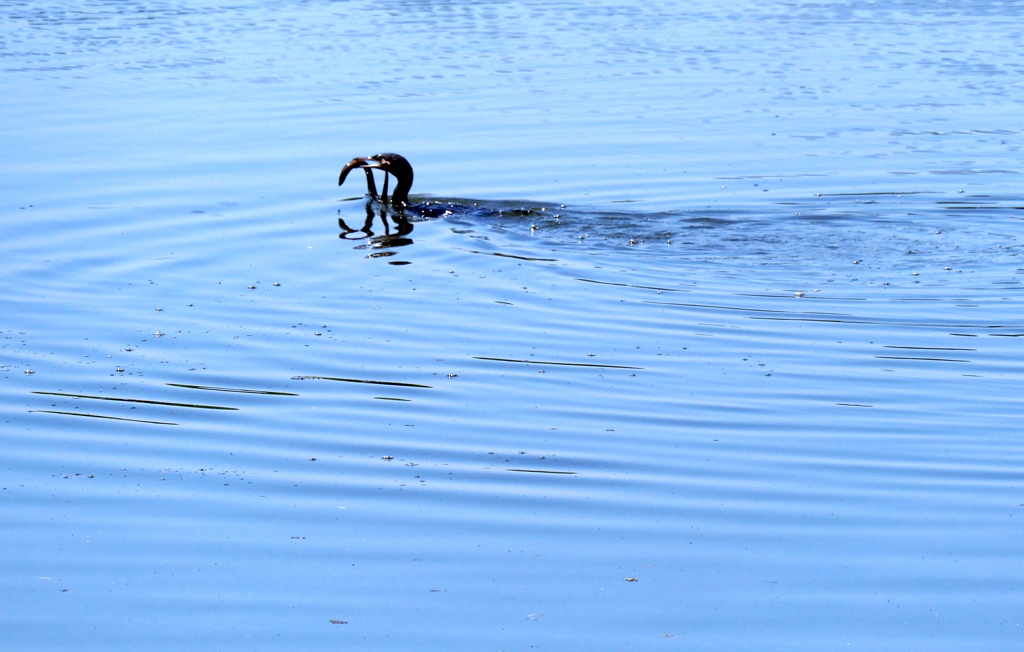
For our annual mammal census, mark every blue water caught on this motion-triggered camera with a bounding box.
[2,1,1024,650]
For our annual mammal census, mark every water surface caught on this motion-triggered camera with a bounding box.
[2,1,1024,650]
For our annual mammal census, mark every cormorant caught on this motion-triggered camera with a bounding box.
[339,153,414,206]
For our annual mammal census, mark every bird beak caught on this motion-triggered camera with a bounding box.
[339,156,382,186]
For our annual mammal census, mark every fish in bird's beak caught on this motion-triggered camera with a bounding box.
[338,156,382,186]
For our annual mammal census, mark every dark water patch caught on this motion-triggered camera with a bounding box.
[166,383,298,396]
[472,356,643,370]
[292,375,432,389]
[874,356,971,363]
[930,169,1019,175]
[815,191,936,197]
[31,391,238,410]
[751,316,1016,330]
[506,469,577,475]
[882,346,976,352]
[28,409,178,425]
[471,251,558,262]
[645,300,848,316]
[576,278,688,292]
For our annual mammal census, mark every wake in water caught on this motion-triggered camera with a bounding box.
[337,152,1021,276]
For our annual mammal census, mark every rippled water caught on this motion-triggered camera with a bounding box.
[3,1,1024,650]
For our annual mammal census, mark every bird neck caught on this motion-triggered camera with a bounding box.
[391,171,413,205]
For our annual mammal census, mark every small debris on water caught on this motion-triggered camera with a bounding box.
[624,577,638,582]
[24,369,35,375]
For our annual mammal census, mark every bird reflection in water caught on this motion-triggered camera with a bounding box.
[337,200,414,257]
